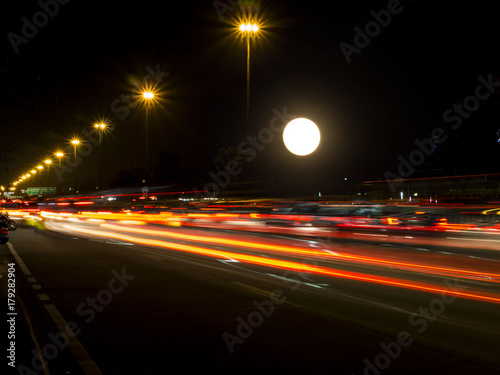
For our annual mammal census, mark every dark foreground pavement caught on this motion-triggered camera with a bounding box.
[1,223,499,375]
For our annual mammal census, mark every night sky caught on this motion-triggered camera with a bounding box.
[1,1,500,195]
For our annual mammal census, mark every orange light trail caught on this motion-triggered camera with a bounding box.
[62,224,500,304]
[99,223,500,282]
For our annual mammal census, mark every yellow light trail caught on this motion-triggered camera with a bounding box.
[63,224,500,304]
[100,223,500,282]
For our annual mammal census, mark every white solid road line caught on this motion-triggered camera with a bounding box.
[6,242,49,375]
[7,241,102,375]
[44,304,103,375]
[7,242,32,276]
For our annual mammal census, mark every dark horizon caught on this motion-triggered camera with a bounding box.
[2,1,500,196]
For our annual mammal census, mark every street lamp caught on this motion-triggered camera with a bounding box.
[30,170,37,184]
[71,139,81,193]
[93,123,107,190]
[44,159,52,187]
[36,165,44,186]
[238,21,259,137]
[20,176,25,193]
[23,173,32,194]
[54,151,64,193]
[142,91,155,172]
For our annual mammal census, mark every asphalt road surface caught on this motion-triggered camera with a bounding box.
[1,220,499,375]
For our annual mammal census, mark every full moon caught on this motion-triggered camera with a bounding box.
[283,118,320,156]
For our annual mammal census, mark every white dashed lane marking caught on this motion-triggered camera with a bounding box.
[7,241,103,375]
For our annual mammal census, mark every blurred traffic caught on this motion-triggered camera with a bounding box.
[3,194,500,305]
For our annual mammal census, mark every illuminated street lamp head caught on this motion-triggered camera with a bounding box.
[143,91,154,100]
[55,152,64,158]
[31,170,36,174]
[94,123,106,130]
[71,139,80,146]
[44,159,52,165]
[37,165,43,170]
[239,23,259,32]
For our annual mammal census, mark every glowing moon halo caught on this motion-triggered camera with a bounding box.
[283,118,320,156]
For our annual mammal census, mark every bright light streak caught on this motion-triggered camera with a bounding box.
[62,224,500,304]
[100,223,500,282]
[73,201,94,206]
[118,220,147,225]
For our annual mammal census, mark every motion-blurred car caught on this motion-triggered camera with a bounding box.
[0,221,9,244]
[265,203,339,227]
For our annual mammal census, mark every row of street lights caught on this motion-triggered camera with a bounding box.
[12,159,53,193]
[8,21,260,196]
[10,91,154,195]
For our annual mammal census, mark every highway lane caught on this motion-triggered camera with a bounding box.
[44,219,500,298]
[2,222,500,375]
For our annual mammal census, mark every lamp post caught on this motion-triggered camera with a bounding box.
[36,165,43,186]
[239,22,259,137]
[29,170,36,194]
[93,123,107,189]
[44,159,52,187]
[71,139,80,193]
[21,176,26,193]
[142,91,154,172]
[25,174,31,193]
[54,152,64,193]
